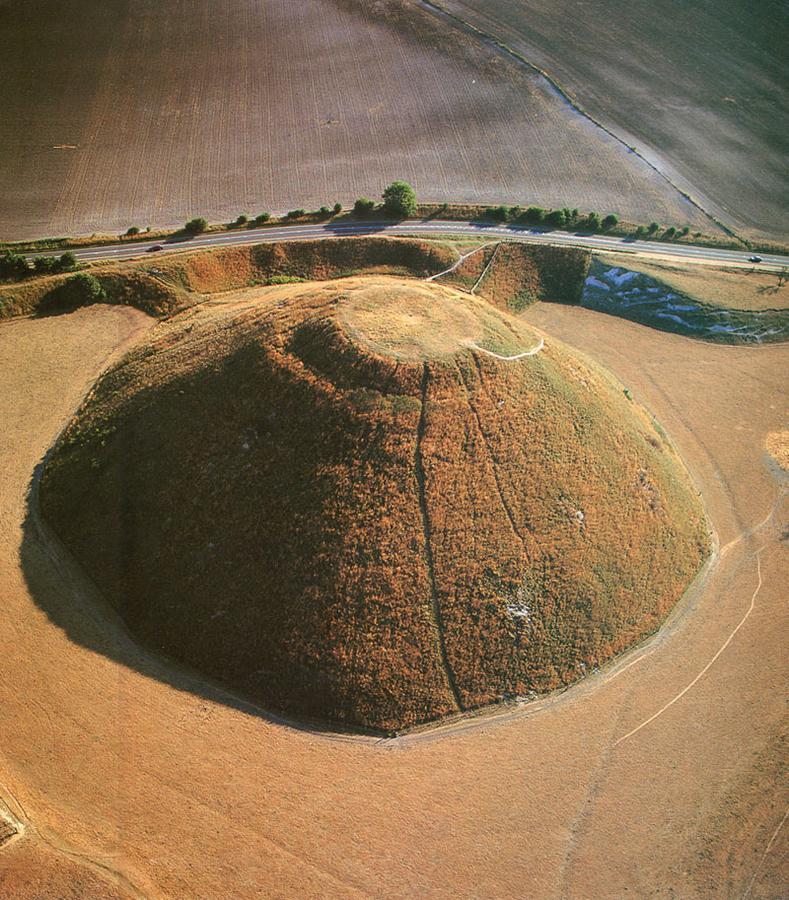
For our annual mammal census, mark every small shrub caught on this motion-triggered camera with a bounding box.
[285,209,306,219]
[634,225,646,239]
[125,226,140,236]
[184,217,208,234]
[353,197,376,215]
[254,213,271,226]
[266,275,305,285]
[602,214,619,230]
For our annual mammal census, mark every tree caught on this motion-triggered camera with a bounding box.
[634,225,646,239]
[382,180,417,218]
[235,214,249,226]
[353,197,376,215]
[680,226,690,236]
[545,209,568,227]
[184,217,208,234]
[524,206,545,225]
[648,221,660,234]
[664,226,676,238]
[254,213,271,225]
[333,202,342,215]
[59,252,77,271]
[34,256,57,274]
[285,209,306,219]
[44,273,107,313]
[0,250,29,281]
[602,213,619,230]
[585,212,602,231]
[485,205,509,222]
[125,226,140,236]
[318,206,331,218]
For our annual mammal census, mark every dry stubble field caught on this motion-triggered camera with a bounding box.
[0,0,716,241]
[438,0,789,243]
[0,291,786,897]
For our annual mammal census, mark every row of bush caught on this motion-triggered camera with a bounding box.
[111,180,696,252]
[0,249,77,283]
[172,182,419,237]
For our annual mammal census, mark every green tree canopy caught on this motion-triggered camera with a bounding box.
[382,181,417,218]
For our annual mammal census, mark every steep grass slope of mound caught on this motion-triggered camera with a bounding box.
[39,276,708,732]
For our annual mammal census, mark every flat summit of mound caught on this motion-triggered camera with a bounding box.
[40,277,709,732]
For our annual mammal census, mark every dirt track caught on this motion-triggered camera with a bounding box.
[0,301,786,897]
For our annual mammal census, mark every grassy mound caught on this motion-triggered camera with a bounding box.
[40,276,709,732]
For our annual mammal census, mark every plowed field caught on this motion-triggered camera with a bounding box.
[1,0,716,241]
[437,0,788,242]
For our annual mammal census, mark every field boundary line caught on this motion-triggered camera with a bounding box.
[418,0,746,246]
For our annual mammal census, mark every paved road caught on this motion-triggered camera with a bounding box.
[25,220,789,271]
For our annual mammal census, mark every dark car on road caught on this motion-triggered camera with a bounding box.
[147,244,164,252]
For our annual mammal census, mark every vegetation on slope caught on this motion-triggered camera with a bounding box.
[0,237,457,319]
[40,277,709,732]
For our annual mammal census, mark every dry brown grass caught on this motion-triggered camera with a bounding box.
[2,295,786,898]
[1,0,717,241]
[597,252,789,311]
[39,276,707,732]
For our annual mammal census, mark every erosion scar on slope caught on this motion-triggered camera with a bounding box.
[457,358,531,558]
[415,364,464,711]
